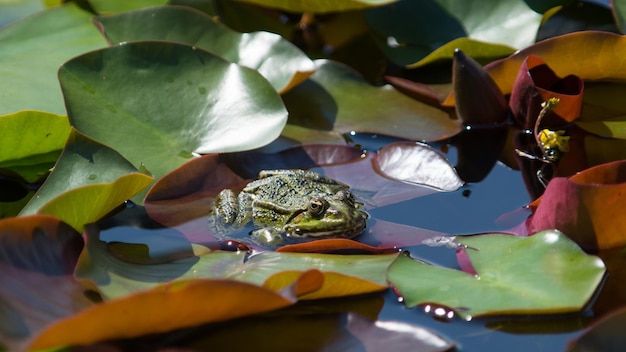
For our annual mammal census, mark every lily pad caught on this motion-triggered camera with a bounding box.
[94,5,315,93]
[282,60,461,142]
[0,111,70,183]
[28,277,302,351]
[0,215,91,352]
[20,129,154,232]
[76,224,398,300]
[373,142,464,191]
[58,41,288,200]
[528,160,626,250]
[388,231,606,318]
[233,0,399,13]
[0,3,106,115]
[88,0,167,14]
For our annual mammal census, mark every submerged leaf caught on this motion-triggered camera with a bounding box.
[388,231,605,318]
[58,41,288,200]
[20,129,153,232]
[94,5,315,93]
[528,160,626,250]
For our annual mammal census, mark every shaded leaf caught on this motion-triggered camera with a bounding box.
[28,278,300,351]
[615,0,626,33]
[94,5,315,93]
[373,141,464,191]
[283,60,461,142]
[452,49,507,126]
[0,215,91,351]
[0,3,106,115]
[537,1,618,42]
[234,0,399,13]
[388,231,605,318]
[20,129,153,232]
[528,160,626,250]
[58,41,288,201]
[88,0,167,14]
[567,307,626,352]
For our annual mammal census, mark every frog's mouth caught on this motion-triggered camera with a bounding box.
[282,209,368,238]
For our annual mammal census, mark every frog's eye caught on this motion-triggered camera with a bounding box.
[308,198,328,218]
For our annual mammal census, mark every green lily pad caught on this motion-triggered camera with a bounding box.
[0,111,70,182]
[0,3,106,115]
[388,230,606,318]
[58,41,288,201]
[364,0,539,66]
[76,225,397,300]
[282,60,460,142]
[88,0,167,14]
[94,5,315,93]
[20,129,154,232]
[233,0,399,13]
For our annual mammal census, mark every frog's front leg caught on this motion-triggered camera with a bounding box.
[250,227,285,247]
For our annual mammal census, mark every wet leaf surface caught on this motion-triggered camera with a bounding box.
[388,231,606,318]
[59,41,288,201]
[94,5,315,93]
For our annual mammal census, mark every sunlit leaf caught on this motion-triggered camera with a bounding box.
[283,60,461,141]
[0,215,91,351]
[528,160,626,250]
[388,231,605,318]
[373,142,464,191]
[88,0,167,14]
[408,37,515,68]
[58,41,288,201]
[485,31,626,97]
[28,278,300,351]
[0,3,106,115]
[76,225,398,300]
[0,111,70,182]
[20,129,154,232]
[615,0,626,33]
[94,5,315,93]
[0,0,46,28]
[233,0,398,13]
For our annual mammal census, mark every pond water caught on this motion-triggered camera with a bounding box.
[97,133,603,351]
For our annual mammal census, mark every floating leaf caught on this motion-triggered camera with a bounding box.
[388,231,605,318]
[233,0,398,13]
[283,60,460,142]
[88,0,167,14]
[0,111,70,182]
[28,278,301,351]
[58,41,288,200]
[407,37,515,69]
[528,160,626,250]
[94,5,315,93]
[0,3,106,115]
[20,129,153,232]
[76,225,398,300]
[373,141,463,191]
[0,215,91,351]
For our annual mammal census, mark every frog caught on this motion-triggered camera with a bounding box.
[210,169,368,247]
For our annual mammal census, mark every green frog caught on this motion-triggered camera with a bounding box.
[210,169,368,247]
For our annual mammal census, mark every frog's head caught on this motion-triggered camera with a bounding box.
[283,190,368,238]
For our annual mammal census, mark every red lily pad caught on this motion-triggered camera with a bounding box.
[509,55,584,129]
[528,160,626,250]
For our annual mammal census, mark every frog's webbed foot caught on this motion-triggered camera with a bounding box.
[250,228,285,248]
